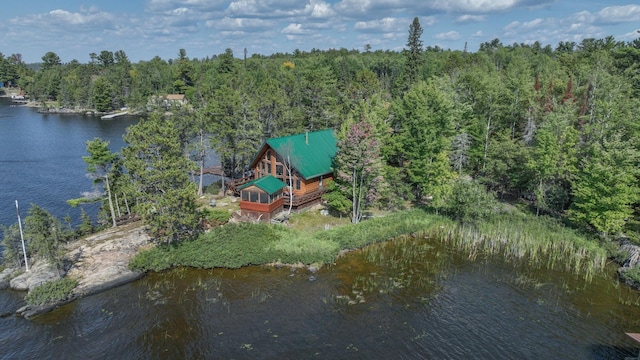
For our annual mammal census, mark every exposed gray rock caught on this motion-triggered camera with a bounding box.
[617,240,640,290]
[12,223,150,319]
[66,223,149,297]
[9,262,61,291]
[619,242,640,268]
[0,268,15,290]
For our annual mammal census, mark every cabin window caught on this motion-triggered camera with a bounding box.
[296,179,301,191]
[267,163,272,174]
[260,193,269,204]
[276,164,283,177]
[241,191,249,201]
[250,191,259,203]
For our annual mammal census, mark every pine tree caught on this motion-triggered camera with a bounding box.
[405,17,424,85]
[84,138,119,227]
[122,113,198,244]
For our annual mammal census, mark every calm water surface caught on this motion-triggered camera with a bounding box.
[0,97,138,230]
[1,237,640,359]
[1,97,640,359]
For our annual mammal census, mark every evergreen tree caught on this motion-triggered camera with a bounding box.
[122,113,198,244]
[83,138,119,227]
[405,17,424,85]
[396,79,456,209]
[1,224,24,268]
[23,205,68,275]
[91,76,113,112]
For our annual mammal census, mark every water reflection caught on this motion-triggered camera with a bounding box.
[2,235,639,359]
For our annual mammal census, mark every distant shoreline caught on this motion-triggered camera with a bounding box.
[0,89,141,117]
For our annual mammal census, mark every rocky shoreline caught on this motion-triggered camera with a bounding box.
[1,89,140,117]
[0,222,151,319]
[617,239,640,288]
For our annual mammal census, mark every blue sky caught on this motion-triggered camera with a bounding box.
[1,0,639,63]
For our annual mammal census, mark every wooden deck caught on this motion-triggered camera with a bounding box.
[284,188,327,208]
[226,176,252,195]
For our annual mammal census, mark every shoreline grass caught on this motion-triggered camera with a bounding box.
[130,207,610,283]
[431,213,608,281]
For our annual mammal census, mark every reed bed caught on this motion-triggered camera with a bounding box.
[429,213,608,282]
[130,207,608,283]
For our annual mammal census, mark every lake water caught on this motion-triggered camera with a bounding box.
[1,96,640,359]
[0,97,138,231]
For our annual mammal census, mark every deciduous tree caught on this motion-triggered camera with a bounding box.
[331,121,386,223]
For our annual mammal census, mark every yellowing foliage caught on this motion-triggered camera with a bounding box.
[282,61,295,70]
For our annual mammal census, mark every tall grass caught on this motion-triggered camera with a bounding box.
[130,209,442,272]
[430,212,608,281]
[130,208,609,282]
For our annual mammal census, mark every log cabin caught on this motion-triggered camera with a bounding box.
[238,129,337,221]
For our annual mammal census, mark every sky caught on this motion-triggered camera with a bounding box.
[1,0,639,63]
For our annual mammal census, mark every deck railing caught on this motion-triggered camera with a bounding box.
[226,176,253,195]
[284,188,327,207]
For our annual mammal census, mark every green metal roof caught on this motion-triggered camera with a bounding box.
[264,129,337,180]
[238,175,286,195]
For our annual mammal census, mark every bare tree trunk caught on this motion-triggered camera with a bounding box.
[105,174,117,227]
[114,192,122,217]
[220,158,226,195]
[198,130,205,196]
[483,114,491,170]
[124,194,130,214]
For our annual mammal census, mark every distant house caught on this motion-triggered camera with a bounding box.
[237,129,337,221]
[163,94,186,107]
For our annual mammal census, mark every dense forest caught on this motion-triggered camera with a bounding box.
[2,19,640,246]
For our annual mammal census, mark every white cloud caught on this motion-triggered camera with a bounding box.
[306,0,336,18]
[594,5,640,25]
[354,17,404,32]
[207,17,276,31]
[146,0,228,13]
[282,23,310,35]
[456,15,486,24]
[434,31,460,41]
[12,8,116,29]
[503,18,545,35]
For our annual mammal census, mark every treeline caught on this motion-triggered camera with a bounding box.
[2,21,640,243]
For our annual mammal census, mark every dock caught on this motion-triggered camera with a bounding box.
[101,111,128,120]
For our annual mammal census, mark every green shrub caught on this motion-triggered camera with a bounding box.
[129,209,443,271]
[443,178,499,224]
[200,208,231,226]
[621,267,640,286]
[25,278,77,306]
[205,181,221,195]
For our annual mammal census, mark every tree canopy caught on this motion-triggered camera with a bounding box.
[5,29,640,242]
